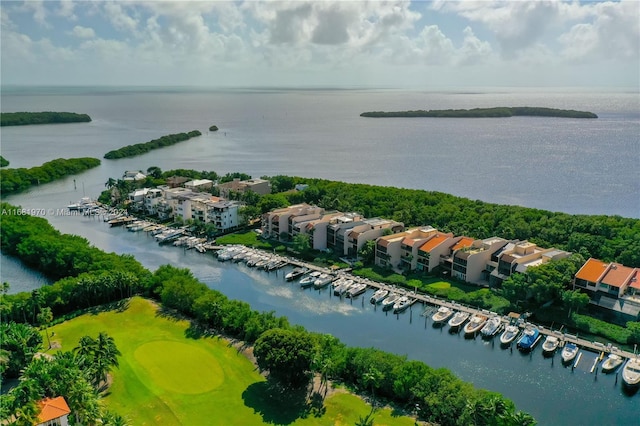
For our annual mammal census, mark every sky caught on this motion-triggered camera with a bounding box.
[1,0,639,88]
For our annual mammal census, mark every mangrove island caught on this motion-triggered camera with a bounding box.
[360,106,598,119]
[104,130,202,159]
[0,111,92,126]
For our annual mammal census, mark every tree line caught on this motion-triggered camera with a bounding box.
[0,157,101,195]
[103,130,202,159]
[0,111,92,126]
[0,156,9,167]
[360,107,597,119]
[0,204,534,425]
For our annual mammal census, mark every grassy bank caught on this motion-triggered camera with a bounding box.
[45,297,415,425]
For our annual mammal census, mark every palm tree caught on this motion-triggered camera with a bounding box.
[37,307,53,350]
[362,367,384,410]
[505,411,537,426]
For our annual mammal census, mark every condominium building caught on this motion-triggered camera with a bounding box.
[451,237,508,285]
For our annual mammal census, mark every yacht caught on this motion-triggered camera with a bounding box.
[601,354,624,373]
[370,288,389,304]
[541,335,560,355]
[448,311,470,329]
[517,325,540,352]
[463,314,488,336]
[431,307,454,324]
[480,316,503,338]
[500,325,520,346]
[622,357,640,387]
[561,342,579,364]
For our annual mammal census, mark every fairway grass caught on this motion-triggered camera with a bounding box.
[46,297,415,425]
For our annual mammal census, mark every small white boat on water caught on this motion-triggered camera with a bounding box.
[285,267,308,281]
[499,325,520,346]
[448,311,470,329]
[300,271,322,288]
[370,288,389,304]
[393,296,412,313]
[601,353,624,373]
[542,335,560,355]
[480,316,503,338]
[431,306,454,324]
[382,293,400,311]
[463,314,488,336]
[561,342,579,364]
[313,273,334,289]
[622,357,640,386]
[346,282,367,298]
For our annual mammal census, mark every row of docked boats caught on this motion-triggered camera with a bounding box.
[216,246,288,271]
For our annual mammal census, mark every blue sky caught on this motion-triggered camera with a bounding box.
[1,1,638,88]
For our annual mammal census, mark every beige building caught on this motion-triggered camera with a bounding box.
[346,218,404,258]
[489,241,571,286]
[261,203,324,241]
[218,178,271,198]
[451,237,508,285]
[416,232,458,273]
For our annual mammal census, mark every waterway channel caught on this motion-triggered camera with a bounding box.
[3,209,639,425]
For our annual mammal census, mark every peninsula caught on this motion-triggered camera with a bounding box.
[360,106,598,119]
[0,111,92,126]
[104,130,202,159]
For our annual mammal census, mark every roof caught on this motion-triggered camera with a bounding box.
[37,397,71,423]
[575,258,609,283]
[419,234,450,253]
[629,271,640,290]
[451,236,474,251]
[600,263,635,288]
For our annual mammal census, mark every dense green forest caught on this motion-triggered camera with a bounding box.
[360,107,598,119]
[0,204,533,425]
[264,175,640,267]
[103,130,202,159]
[0,156,9,167]
[0,157,101,195]
[0,111,92,126]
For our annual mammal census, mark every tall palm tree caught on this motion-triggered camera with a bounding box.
[37,307,53,350]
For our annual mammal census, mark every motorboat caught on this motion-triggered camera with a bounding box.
[336,279,354,295]
[463,314,487,336]
[346,282,367,298]
[448,311,470,329]
[431,306,454,324]
[285,267,308,281]
[382,293,400,311]
[499,325,520,346]
[542,335,560,355]
[370,288,389,304]
[313,273,334,289]
[622,357,640,386]
[393,296,412,313]
[561,342,579,364]
[517,325,540,351]
[601,354,624,373]
[300,271,321,288]
[480,316,503,338]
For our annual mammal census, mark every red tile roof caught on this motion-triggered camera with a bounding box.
[37,397,71,423]
[575,258,608,283]
[600,263,635,288]
[629,271,640,290]
[451,237,474,251]
[419,234,450,253]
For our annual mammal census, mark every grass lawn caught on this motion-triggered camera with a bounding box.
[45,297,415,426]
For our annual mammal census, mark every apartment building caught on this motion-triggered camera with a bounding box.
[218,178,271,198]
[451,237,508,285]
[346,218,404,258]
[416,233,458,273]
[261,203,324,241]
[184,179,214,192]
[326,213,366,253]
[207,200,241,231]
[374,227,439,270]
[489,241,571,287]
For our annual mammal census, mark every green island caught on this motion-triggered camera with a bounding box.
[1,201,534,425]
[209,124,219,131]
[103,130,202,159]
[360,106,598,119]
[0,156,9,167]
[0,157,101,195]
[0,111,92,126]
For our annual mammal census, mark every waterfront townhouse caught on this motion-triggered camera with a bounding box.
[326,213,366,253]
[347,218,404,259]
[123,170,146,181]
[398,227,442,271]
[218,178,271,198]
[127,188,149,211]
[143,188,163,215]
[296,212,346,251]
[261,204,324,241]
[184,179,214,192]
[160,187,196,221]
[416,232,458,273]
[451,237,508,285]
[207,200,241,231]
[489,241,571,287]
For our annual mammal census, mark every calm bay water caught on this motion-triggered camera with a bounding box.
[2,87,639,424]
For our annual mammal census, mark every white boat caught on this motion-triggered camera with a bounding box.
[601,353,624,373]
[67,197,94,211]
[561,342,579,363]
[370,289,389,304]
[313,274,334,289]
[463,314,487,336]
[381,293,400,311]
[300,271,321,288]
[285,267,307,281]
[333,278,352,295]
[346,282,367,298]
[542,335,560,355]
[393,296,411,313]
[431,307,454,324]
[448,311,470,329]
[480,316,503,338]
[622,357,640,386]
[500,325,520,345]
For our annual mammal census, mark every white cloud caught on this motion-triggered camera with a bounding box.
[103,1,138,34]
[57,0,77,21]
[71,25,95,39]
[20,0,48,27]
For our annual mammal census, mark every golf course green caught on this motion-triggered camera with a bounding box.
[45,297,415,425]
